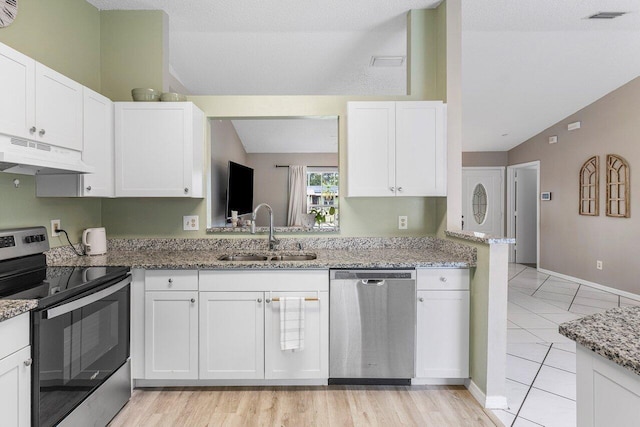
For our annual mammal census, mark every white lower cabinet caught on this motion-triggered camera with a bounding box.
[144,270,199,380]
[199,270,329,382]
[415,269,470,380]
[0,313,31,427]
[199,291,265,380]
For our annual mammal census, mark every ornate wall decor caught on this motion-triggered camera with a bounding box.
[579,156,599,216]
[606,154,630,218]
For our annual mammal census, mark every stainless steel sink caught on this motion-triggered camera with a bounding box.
[269,254,317,261]
[217,253,317,261]
[218,254,269,261]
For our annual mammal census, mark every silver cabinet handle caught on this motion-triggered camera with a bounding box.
[418,297,424,302]
[440,277,447,282]
[265,298,271,303]
[39,129,46,136]
[390,187,395,192]
[86,186,92,191]
[184,188,189,194]
[257,298,263,303]
[24,358,32,367]
[29,126,36,134]
[397,187,403,192]
[190,298,196,303]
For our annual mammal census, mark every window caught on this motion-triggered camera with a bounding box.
[472,183,488,225]
[306,167,339,226]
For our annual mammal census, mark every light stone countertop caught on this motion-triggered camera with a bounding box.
[47,247,474,270]
[0,299,37,323]
[445,230,515,245]
[559,306,640,376]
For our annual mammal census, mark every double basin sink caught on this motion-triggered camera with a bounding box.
[218,253,317,262]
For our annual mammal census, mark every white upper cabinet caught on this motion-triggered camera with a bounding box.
[115,102,204,198]
[0,43,83,151]
[347,101,446,197]
[36,87,114,197]
[80,88,114,196]
[34,63,83,151]
[0,43,34,141]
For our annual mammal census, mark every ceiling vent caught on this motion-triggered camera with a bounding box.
[587,11,627,19]
[370,56,405,67]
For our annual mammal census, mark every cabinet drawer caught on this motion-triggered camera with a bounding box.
[417,268,469,291]
[145,270,198,291]
[199,270,329,292]
[0,313,29,359]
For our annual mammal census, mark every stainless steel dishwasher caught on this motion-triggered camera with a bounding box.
[329,270,416,384]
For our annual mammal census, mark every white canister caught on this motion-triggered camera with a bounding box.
[82,227,107,256]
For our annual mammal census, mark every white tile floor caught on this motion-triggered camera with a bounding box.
[492,264,640,427]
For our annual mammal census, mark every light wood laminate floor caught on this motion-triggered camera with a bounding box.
[109,385,499,426]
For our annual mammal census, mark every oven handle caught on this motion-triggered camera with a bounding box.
[45,275,132,319]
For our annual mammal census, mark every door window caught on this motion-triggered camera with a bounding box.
[472,183,488,225]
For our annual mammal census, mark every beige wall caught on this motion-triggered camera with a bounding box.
[509,76,640,294]
[247,153,339,227]
[463,151,508,167]
[210,120,248,226]
[0,0,102,245]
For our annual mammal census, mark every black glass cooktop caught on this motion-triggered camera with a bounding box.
[0,261,129,309]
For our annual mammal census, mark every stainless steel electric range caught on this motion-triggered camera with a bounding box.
[0,226,131,427]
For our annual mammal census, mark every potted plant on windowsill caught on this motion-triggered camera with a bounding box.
[310,207,336,227]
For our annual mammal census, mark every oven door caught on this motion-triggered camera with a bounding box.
[32,276,131,427]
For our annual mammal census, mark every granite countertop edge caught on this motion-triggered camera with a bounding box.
[445,230,515,245]
[559,306,640,376]
[0,300,38,323]
[46,248,475,270]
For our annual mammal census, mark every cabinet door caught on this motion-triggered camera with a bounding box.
[199,292,264,380]
[80,88,114,197]
[0,43,34,140]
[347,102,396,197]
[264,291,328,380]
[145,291,198,379]
[416,290,469,378]
[396,101,446,196]
[34,62,83,151]
[115,103,194,197]
[0,346,31,427]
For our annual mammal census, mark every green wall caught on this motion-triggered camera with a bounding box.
[0,0,102,245]
[102,6,449,238]
[0,0,100,91]
[0,1,448,241]
[100,10,167,101]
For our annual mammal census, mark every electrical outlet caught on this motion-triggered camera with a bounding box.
[596,260,603,270]
[183,215,199,231]
[51,219,61,237]
[398,215,408,230]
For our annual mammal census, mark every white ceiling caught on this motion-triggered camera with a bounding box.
[230,118,338,154]
[86,0,640,152]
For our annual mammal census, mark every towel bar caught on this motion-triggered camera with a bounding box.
[272,297,318,302]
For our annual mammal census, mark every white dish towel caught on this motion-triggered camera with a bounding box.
[280,297,305,351]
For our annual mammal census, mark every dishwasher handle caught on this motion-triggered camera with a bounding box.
[360,279,386,286]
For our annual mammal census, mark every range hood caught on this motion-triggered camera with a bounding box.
[0,135,94,175]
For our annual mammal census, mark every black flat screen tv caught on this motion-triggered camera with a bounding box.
[225,161,254,218]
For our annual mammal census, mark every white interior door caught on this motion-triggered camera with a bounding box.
[462,167,504,236]
[514,167,538,264]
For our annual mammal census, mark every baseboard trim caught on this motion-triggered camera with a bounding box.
[466,379,508,409]
[411,378,466,386]
[134,378,328,387]
[538,268,640,302]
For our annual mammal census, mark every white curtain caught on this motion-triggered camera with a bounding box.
[287,165,307,226]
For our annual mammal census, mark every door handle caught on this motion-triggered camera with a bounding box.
[360,279,386,286]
